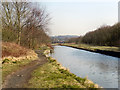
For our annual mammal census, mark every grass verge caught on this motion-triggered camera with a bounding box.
[27,52,99,88]
[2,42,38,82]
[2,58,36,81]
[61,43,120,52]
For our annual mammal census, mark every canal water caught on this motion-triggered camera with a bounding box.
[50,46,119,88]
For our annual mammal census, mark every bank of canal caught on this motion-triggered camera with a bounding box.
[50,46,119,88]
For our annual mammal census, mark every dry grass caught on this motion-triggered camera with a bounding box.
[2,42,38,81]
[2,42,29,57]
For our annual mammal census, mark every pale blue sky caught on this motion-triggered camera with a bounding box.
[40,0,119,36]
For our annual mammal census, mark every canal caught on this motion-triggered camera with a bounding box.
[50,46,119,88]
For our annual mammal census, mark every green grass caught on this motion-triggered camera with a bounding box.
[2,42,38,82]
[27,56,99,88]
[62,43,120,52]
[2,58,35,81]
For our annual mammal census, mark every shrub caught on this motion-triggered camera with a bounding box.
[2,42,28,57]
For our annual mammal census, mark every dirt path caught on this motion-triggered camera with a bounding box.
[3,50,48,88]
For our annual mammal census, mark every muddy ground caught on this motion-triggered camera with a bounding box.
[2,50,48,88]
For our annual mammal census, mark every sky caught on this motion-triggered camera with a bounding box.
[38,0,119,36]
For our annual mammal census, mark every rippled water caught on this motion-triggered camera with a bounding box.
[50,46,119,88]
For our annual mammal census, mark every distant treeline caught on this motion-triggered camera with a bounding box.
[68,23,120,46]
[51,35,79,43]
[1,2,51,49]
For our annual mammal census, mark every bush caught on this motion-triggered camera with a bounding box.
[2,42,28,57]
[2,29,17,42]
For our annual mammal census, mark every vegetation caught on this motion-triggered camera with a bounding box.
[68,23,120,47]
[2,42,28,57]
[51,35,79,43]
[27,54,99,88]
[62,43,120,52]
[2,58,36,81]
[1,2,51,49]
[2,1,112,89]
[2,42,38,81]
[2,43,99,88]
[1,2,51,81]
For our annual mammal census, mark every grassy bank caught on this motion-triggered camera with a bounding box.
[2,42,100,88]
[2,58,37,81]
[61,43,120,52]
[27,50,100,88]
[2,42,38,81]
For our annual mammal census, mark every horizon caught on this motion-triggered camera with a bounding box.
[41,0,119,36]
[1,0,119,36]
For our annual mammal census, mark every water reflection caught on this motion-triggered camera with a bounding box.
[50,46,119,88]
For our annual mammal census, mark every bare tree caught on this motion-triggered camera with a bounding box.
[13,2,30,45]
[2,2,14,30]
[2,2,51,48]
[22,5,51,48]
[2,2,30,45]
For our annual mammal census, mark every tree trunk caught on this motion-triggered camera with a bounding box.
[18,31,21,45]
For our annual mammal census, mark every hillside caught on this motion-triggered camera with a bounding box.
[81,23,120,46]
[51,35,79,43]
[68,23,120,47]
